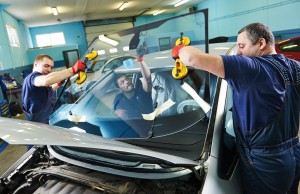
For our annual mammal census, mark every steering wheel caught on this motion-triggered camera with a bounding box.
[177,99,200,114]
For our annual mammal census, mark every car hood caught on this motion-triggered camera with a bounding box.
[0,117,198,166]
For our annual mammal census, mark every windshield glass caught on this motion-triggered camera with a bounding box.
[50,10,236,160]
[56,11,211,105]
[52,66,210,137]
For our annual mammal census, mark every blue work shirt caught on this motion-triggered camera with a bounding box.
[22,71,55,124]
[222,54,296,136]
[114,85,153,119]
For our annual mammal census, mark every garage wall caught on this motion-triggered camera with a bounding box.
[195,0,300,40]
[30,22,87,56]
[0,11,30,70]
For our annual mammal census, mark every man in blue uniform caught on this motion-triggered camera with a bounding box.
[22,54,86,124]
[179,22,300,194]
[113,59,153,120]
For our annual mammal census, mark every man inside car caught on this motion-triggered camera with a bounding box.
[113,58,153,120]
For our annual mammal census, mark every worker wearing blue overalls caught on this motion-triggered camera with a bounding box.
[179,22,300,194]
[22,54,86,124]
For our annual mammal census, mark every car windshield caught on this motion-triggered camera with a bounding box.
[56,11,213,106]
[53,66,210,134]
[50,10,236,160]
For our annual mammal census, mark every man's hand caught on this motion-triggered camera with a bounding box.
[172,44,185,59]
[115,109,127,118]
[71,60,86,75]
[178,46,198,66]
[137,56,144,62]
[136,44,147,62]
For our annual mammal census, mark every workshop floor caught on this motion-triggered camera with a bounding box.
[0,143,27,175]
[0,115,299,193]
[0,114,27,175]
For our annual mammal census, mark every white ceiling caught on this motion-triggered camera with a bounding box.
[0,0,202,28]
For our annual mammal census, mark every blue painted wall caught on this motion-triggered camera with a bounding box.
[0,13,87,84]
[0,8,32,85]
[27,44,79,69]
[134,14,175,26]
[134,0,300,41]
[0,10,30,71]
[29,22,87,56]
[195,0,300,40]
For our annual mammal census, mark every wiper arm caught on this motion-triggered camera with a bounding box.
[147,119,156,138]
[142,99,176,138]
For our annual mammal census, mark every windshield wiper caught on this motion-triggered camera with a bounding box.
[147,118,156,138]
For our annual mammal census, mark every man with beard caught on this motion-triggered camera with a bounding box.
[113,59,153,120]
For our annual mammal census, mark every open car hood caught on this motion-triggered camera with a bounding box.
[0,117,198,166]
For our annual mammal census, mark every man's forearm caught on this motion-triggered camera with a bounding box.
[140,61,151,81]
[35,68,73,87]
[140,61,152,92]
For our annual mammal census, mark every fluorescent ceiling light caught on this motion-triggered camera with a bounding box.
[174,0,189,7]
[123,46,129,51]
[119,2,128,11]
[97,50,105,55]
[153,10,165,16]
[154,56,169,59]
[109,48,118,53]
[213,47,230,50]
[283,45,297,49]
[51,7,58,16]
[98,35,119,46]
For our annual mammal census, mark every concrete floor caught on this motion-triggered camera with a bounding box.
[0,113,27,175]
[0,115,299,193]
[0,143,27,175]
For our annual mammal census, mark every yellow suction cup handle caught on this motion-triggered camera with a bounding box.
[76,71,87,84]
[85,50,98,61]
[175,37,190,46]
[172,59,188,80]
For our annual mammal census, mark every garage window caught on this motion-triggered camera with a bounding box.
[6,24,20,47]
[159,37,171,51]
[36,32,65,47]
